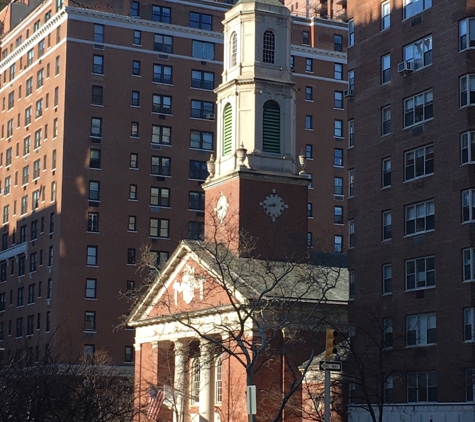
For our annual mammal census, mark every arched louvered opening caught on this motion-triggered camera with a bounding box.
[262,101,280,153]
[230,32,237,67]
[263,30,275,64]
[223,103,233,156]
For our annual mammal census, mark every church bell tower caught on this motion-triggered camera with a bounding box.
[203,0,309,261]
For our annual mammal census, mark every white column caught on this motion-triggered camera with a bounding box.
[174,340,189,422]
[199,341,215,422]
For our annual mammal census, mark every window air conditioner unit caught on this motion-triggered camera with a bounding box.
[343,89,354,98]
[398,61,414,74]
[205,113,215,120]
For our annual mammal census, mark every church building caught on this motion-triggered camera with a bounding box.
[128,1,348,421]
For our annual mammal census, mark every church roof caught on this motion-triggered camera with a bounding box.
[128,240,348,326]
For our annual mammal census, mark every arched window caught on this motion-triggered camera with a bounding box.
[263,30,275,64]
[222,103,233,156]
[215,355,222,404]
[262,101,280,153]
[230,32,237,67]
[190,356,200,404]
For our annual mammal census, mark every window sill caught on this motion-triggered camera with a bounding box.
[405,285,436,293]
[403,229,434,238]
[86,231,100,234]
[403,174,433,183]
[404,118,433,130]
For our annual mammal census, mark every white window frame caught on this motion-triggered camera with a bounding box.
[404,90,433,128]
[406,313,436,346]
[403,36,432,71]
[460,19,475,51]
[382,210,391,241]
[404,144,434,181]
[462,189,475,222]
[348,19,354,47]
[464,308,475,341]
[382,105,391,135]
[215,356,222,404]
[463,248,475,282]
[381,1,390,30]
[348,119,354,148]
[382,264,392,295]
[403,0,432,20]
[349,220,355,249]
[381,54,390,84]
[407,371,437,403]
[405,256,435,290]
[461,131,475,164]
[460,74,475,107]
[404,200,434,236]
[382,158,391,188]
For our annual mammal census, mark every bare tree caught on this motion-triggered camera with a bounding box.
[0,337,135,422]
[129,213,348,422]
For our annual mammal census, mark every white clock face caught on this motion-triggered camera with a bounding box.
[261,193,286,220]
[215,194,229,222]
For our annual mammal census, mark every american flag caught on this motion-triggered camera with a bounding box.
[147,385,164,420]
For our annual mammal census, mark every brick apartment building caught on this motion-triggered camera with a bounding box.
[347,0,475,420]
[0,0,347,366]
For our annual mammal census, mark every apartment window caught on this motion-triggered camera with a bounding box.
[128,216,137,232]
[17,287,24,307]
[190,130,213,150]
[381,1,390,30]
[334,91,343,109]
[406,313,436,346]
[405,256,435,290]
[6,120,13,138]
[381,106,391,135]
[151,187,170,207]
[153,64,172,84]
[85,279,97,299]
[334,149,343,167]
[133,30,141,45]
[332,206,342,224]
[189,160,208,180]
[461,131,475,164]
[463,248,475,282]
[191,100,214,119]
[152,95,172,114]
[27,49,34,66]
[89,181,100,200]
[29,253,37,273]
[93,55,104,74]
[405,200,434,235]
[125,346,134,363]
[382,158,391,188]
[16,318,23,337]
[334,34,343,52]
[262,30,275,64]
[87,246,98,266]
[46,311,51,332]
[21,196,28,215]
[132,60,141,76]
[404,145,434,181]
[190,356,200,404]
[348,20,354,47]
[404,90,433,127]
[34,129,42,149]
[404,36,432,71]
[348,271,355,300]
[152,5,171,22]
[152,125,171,145]
[231,33,238,67]
[192,41,215,60]
[131,1,139,17]
[188,221,204,240]
[334,177,343,196]
[305,58,313,72]
[84,311,96,331]
[91,86,103,105]
[305,86,313,101]
[131,122,139,137]
[334,235,343,253]
[89,149,101,169]
[91,118,102,137]
[154,34,173,53]
[382,210,392,240]
[348,120,355,147]
[189,191,204,211]
[8,92,14,109]
[129,185,139,202]
[463,189,475,222]
[25,107,32,126]
[348,70,355,91]
[32,190,40,210]
[382,264,392,294]
[3,205,9,224]
[302,31,309,45]
[93,24,104,43]
[403,0,432,20]
[334,120,343,138]
[151,157,171,176]
[349,220,355,248]
[466,370,475,401]
[150,219,170,238]
[130,153,138,169]
[191,70,214,90]
[305,144,313,159]
[87,212,99,232]
[381,54,390,84]
[26,78,33,97]
[54,87,59,107]
[215,356,223,403]
[0,293,5,311]
[383,318,393,348]
[305,115,313,130]
[190,12,212,30]
[4,177,11,195]
[53,119,58,137]
[307,203,313,218]
[55,56,60,75]
[28,284,35,304]
[127,248,136,265]
[51,181,56,202]
[35,99,43,118]
[334,63,343,80]
[9,64,15,81]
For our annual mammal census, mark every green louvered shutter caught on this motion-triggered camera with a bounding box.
[262,101,280,153]
[223,104,233,156]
